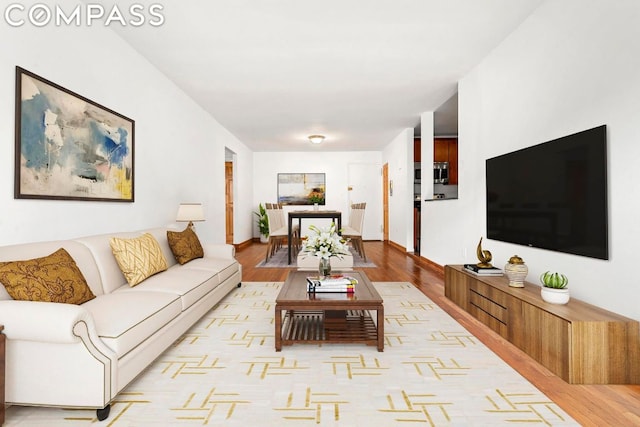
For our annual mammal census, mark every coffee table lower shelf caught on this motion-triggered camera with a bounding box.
[280,309,379,348]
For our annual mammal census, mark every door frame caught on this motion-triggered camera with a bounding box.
[382,163,389,241]
[224,161,234,245]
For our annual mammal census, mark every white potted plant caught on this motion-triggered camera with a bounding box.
[540,271,570,304]
[253,203,269,243]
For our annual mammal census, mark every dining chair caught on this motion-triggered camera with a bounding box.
[264,205,288,262]
[342,202,367,261]
[276,203,300,255]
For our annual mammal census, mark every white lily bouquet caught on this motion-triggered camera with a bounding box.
[302,223,350,260]
[302,223,350,278]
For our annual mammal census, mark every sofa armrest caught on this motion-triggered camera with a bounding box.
[202,243,236,259]
[0,300,95,344]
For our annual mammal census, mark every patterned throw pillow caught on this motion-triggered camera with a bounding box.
[110,233,168,286]
[167,226,204,265]
[0,248,96,304]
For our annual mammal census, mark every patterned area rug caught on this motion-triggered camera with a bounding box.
[4,282,578,426]
[256,247,376,268]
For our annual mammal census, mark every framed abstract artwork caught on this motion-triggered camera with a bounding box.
[277,173,325,205]
[14,66,135,202]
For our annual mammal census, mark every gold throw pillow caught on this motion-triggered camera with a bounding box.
[167,226,204,265]
[110,233,168,286]
[0,248,96,304]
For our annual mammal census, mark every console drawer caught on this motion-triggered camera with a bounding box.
[469,281,508,337]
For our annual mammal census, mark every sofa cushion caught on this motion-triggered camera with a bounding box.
[115,267,220,311]
[167,226,204,265]
[0,248,96,305]
[110,233,168,286]
[182,257,240,283]
[82,291,182,357]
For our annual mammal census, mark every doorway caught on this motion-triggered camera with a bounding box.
[225,147,237,245]
[225,161,233,244]
[347,163,382,240]
[382,163,389,242]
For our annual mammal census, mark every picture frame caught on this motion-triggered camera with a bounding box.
[277,173,326,205]
[14,66,135,202]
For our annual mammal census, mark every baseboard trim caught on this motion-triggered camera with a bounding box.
[387,240,405,253]
[235,239,255,251]
[385,240,444,277]
[417,255,444,277]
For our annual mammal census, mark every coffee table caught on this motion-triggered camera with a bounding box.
[275,271,384,351]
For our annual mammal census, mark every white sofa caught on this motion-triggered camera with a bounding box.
[0,227,241,420]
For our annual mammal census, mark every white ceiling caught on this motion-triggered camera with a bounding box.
[113,0,543,151]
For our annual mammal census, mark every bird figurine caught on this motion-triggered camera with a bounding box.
[476,237,493,268]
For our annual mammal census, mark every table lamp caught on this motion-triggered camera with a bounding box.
[176,203,205,229]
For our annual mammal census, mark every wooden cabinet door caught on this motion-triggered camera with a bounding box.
[444,266,469,310]
[433,138,458,185]
[448,140,458,185]
[434,139,450,162]
[414,138,421,162]
[520,303,570,381]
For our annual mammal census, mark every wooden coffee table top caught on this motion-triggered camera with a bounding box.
[275,271,385,352]
[276,270,382,308]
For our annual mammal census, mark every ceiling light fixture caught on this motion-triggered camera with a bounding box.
[308,135,325,144]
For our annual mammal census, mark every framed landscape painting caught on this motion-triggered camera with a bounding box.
[14,66,135,202]
[277,173,325,205]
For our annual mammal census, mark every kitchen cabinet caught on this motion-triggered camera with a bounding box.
[434,138,458,185]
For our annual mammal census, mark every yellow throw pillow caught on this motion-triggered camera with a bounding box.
[110,233,168,286]
[167,226,204,265]
[0,248,96,304]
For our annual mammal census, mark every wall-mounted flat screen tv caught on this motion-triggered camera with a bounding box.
[486,125,608,260]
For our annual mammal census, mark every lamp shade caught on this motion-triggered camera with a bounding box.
[176,203,205,223]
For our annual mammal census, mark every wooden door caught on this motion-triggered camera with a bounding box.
[382,163,389,241]
[225,161,233,244]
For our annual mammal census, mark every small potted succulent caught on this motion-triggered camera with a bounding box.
[540,271,570,304]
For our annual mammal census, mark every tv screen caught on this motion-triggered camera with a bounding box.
[486,125,608,260]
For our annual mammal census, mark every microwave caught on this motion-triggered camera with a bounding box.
[433,162,449,184]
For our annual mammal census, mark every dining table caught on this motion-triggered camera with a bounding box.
[287,210,342,264]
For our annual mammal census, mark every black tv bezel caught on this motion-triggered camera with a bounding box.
[485,125,609,260]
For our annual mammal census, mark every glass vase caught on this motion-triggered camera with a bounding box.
[319,258,331,277]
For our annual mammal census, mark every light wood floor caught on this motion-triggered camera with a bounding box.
[237,240,640,427]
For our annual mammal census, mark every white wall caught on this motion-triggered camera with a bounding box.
[0,2,253,246]
[424,0,640,320]
[382,128,414,249]
[253,151,382,240]
[420,112,435,201]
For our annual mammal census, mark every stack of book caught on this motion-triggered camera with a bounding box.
[463,264,503,276]
[306,275,357,293]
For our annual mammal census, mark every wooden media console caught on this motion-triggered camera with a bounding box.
[445,265,639,384]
